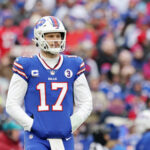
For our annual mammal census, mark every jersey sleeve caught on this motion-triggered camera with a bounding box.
[75,57,86,80]
[12,57,29,82]
[75,57,86,79]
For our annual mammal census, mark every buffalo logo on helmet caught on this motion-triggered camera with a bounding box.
[35,18,46,29]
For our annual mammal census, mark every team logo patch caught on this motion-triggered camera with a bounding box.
[64,69,73,78]
[31,70,39,77]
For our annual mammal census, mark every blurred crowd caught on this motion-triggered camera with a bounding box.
[1,0,150,150]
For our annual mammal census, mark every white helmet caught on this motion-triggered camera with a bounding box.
[33,16,66,54]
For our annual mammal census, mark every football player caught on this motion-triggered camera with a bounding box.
[6,16,93,150]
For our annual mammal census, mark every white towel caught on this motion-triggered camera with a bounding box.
[48,139,65,150]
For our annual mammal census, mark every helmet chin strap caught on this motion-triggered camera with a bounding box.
[41,49,60,58]
[45,48,61,54]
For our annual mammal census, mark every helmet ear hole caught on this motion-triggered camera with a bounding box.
[36,43,39,47]
[61,32,64,40]
[44,44,48,49]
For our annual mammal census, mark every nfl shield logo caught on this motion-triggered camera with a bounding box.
[50,70,55,75]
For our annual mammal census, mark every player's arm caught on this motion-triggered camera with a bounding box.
[71,73,93,133]
[6,73,33,131]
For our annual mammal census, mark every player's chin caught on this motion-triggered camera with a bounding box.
[42,50,56,55]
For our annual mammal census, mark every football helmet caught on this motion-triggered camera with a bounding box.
[33,16,66,54]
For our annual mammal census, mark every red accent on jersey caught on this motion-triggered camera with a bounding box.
[14,62,23,69]
[39,54,61,70]
[12,67,27,79]
[77,68,86,75]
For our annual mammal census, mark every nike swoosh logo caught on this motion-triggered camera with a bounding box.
[65,137,71,141]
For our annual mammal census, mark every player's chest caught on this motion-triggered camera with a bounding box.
[28,67,75,83]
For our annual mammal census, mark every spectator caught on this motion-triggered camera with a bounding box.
[0,11,23,58]
[89,124,125,150]
[130,43,145,71]
[135,110,150,150]
[0,121,23,150]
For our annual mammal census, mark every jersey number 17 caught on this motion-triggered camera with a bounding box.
[36,82,68,111]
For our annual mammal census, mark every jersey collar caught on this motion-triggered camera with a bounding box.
[37,53,63,70]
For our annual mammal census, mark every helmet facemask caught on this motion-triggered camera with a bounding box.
[43,32,66,54]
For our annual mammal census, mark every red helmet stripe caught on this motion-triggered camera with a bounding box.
[49,16,59,28]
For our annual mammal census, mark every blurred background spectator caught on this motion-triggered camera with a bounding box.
[135,110,150,150]
[0,120,23,150]
[1,0,150,149]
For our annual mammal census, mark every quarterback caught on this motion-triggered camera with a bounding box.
[6,16,93,150]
